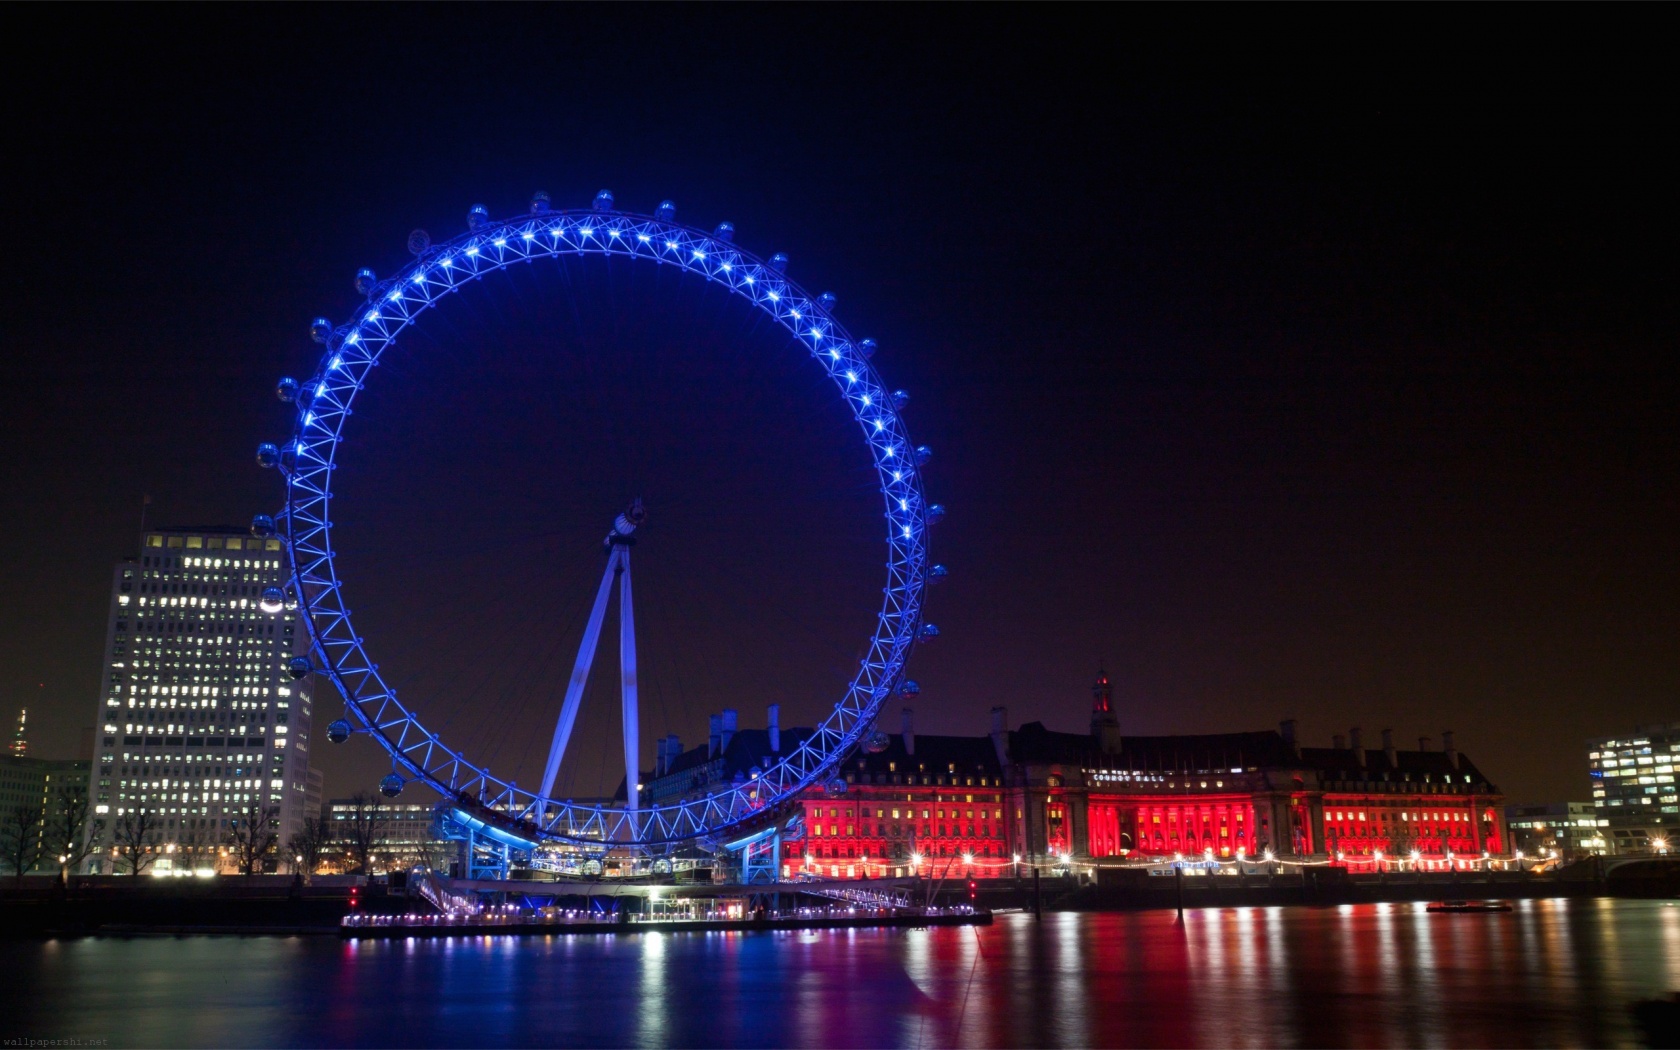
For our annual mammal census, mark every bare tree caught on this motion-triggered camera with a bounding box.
[285,816,331,884]
[46,789,99,885]
[2,803,45,886]
[227,800,280,876]
[112,808,160,876]
[342,792,387,876]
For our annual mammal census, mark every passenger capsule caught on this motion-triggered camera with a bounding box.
[379,773,405,798]
[592,189,615,212]
[864,730,891,754]
[275,377,299,403]
[915,445,933,466]
[713,222,734,242]
[250,514,276,539]
[310,317,333,344]
[327,719,352,744]
[824,777,849,795]
[899,679,921,698]
[286,656,312,679]
[925,504,946,525]
[255,443,280,469]
[354,268,377,296]
[407,228,431,255]
[655,200,676,222]
[918,624,941,643]
[467,203,491,230]
[859,338,878,359]
[529,190,551,214]
[769,252,788,274]
[930,564,949,583]
[891,390,910,410]
[258,586,285,614]
[818,292,838,313]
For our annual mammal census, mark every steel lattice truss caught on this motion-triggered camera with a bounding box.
[272,198,934,847]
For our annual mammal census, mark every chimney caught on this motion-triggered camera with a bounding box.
[1333,733,1346,750]
[708,714,722,758]
[901,707,915,755]
[1280,718,1299,757]
[989,706,1010,767]
[654,737,668,777]
[1443,730,1459,769]
[666,734,681,772]
[1350,727,1366,768]
[766,704,780,753]
[720,709,738,752]
[1419,735,1433,752]
[1381,728,1396,768]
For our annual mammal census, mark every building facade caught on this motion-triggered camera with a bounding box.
[87,526,315,873]
[0,755,91,872]
[1506,801,1605,859]
[1588,724,1680,852]
[323,796,454,873]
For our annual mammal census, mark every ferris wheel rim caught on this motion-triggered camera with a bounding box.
[273,201,935,848]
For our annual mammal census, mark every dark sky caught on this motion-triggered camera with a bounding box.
[3,8,1675,806]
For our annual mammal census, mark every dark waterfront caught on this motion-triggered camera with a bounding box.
[4,899,1678,1048]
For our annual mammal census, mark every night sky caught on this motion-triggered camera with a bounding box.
[4,9,1674,806]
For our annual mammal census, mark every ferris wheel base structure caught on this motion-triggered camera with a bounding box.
[260,189,946,856]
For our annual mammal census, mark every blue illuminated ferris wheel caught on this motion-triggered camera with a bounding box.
[255,190,943,848]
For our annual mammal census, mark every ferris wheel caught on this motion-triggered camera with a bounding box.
[255,190,943,848]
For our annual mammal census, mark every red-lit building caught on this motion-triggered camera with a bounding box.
[641,677,1508,880]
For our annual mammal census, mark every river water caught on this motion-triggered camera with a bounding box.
[4,899,1678,1047]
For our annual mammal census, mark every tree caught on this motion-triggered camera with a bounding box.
[112,808,160,876]
[227,800,280,876]
[46,788,99,885]
[343,792,387,876]
[285,817,331,884]
[1,802,45,886]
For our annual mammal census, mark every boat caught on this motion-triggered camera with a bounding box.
[1427,899,1513,913]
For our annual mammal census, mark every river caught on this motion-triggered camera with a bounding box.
[5,898,1678,1047]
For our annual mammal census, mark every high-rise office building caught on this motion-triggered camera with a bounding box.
[0,754,90,872]
[1588,723,1680,853]
[88,526,315,873]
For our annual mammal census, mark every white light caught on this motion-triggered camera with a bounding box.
[902,526,912,538]
[692,249,705,259]
[330,356,344,370]
[582,228,594,237]
[442,257,453,267]
[768,291,780,302]
[885,446,895,457]
[893,471,902,481]
[466,247,478,256]
[721,263,731,271]
[608,229,621,238]
[873,420,884,431]
[898,499,908,511]
[845,371,857,383]
[637,234,650,242]
[345,332,359,345]
[388,290,400,301]
[412,273,424,283]
[493,238,506,247]
[829,349,841,360]
[664,240,676,249]
[745,276,755,285]
[861,394,872,406]
[365,311,379,322]
[791,309,802,319]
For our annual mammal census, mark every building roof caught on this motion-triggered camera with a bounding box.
[1006,721,1500,792]
[843,732,1003,777]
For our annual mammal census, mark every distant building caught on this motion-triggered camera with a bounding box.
[323,796,453,872]
[1505,801,1605,859]
[10,708,27,757]
[0,755,91,872]
[1587,724,1680,853]
[86,526,313,874]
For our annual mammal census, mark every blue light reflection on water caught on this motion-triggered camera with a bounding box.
[5,899,1680,1048]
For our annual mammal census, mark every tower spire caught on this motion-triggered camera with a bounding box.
[1091,668,1120,752]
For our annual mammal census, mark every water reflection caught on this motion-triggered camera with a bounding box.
[2,900,1676,1048]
